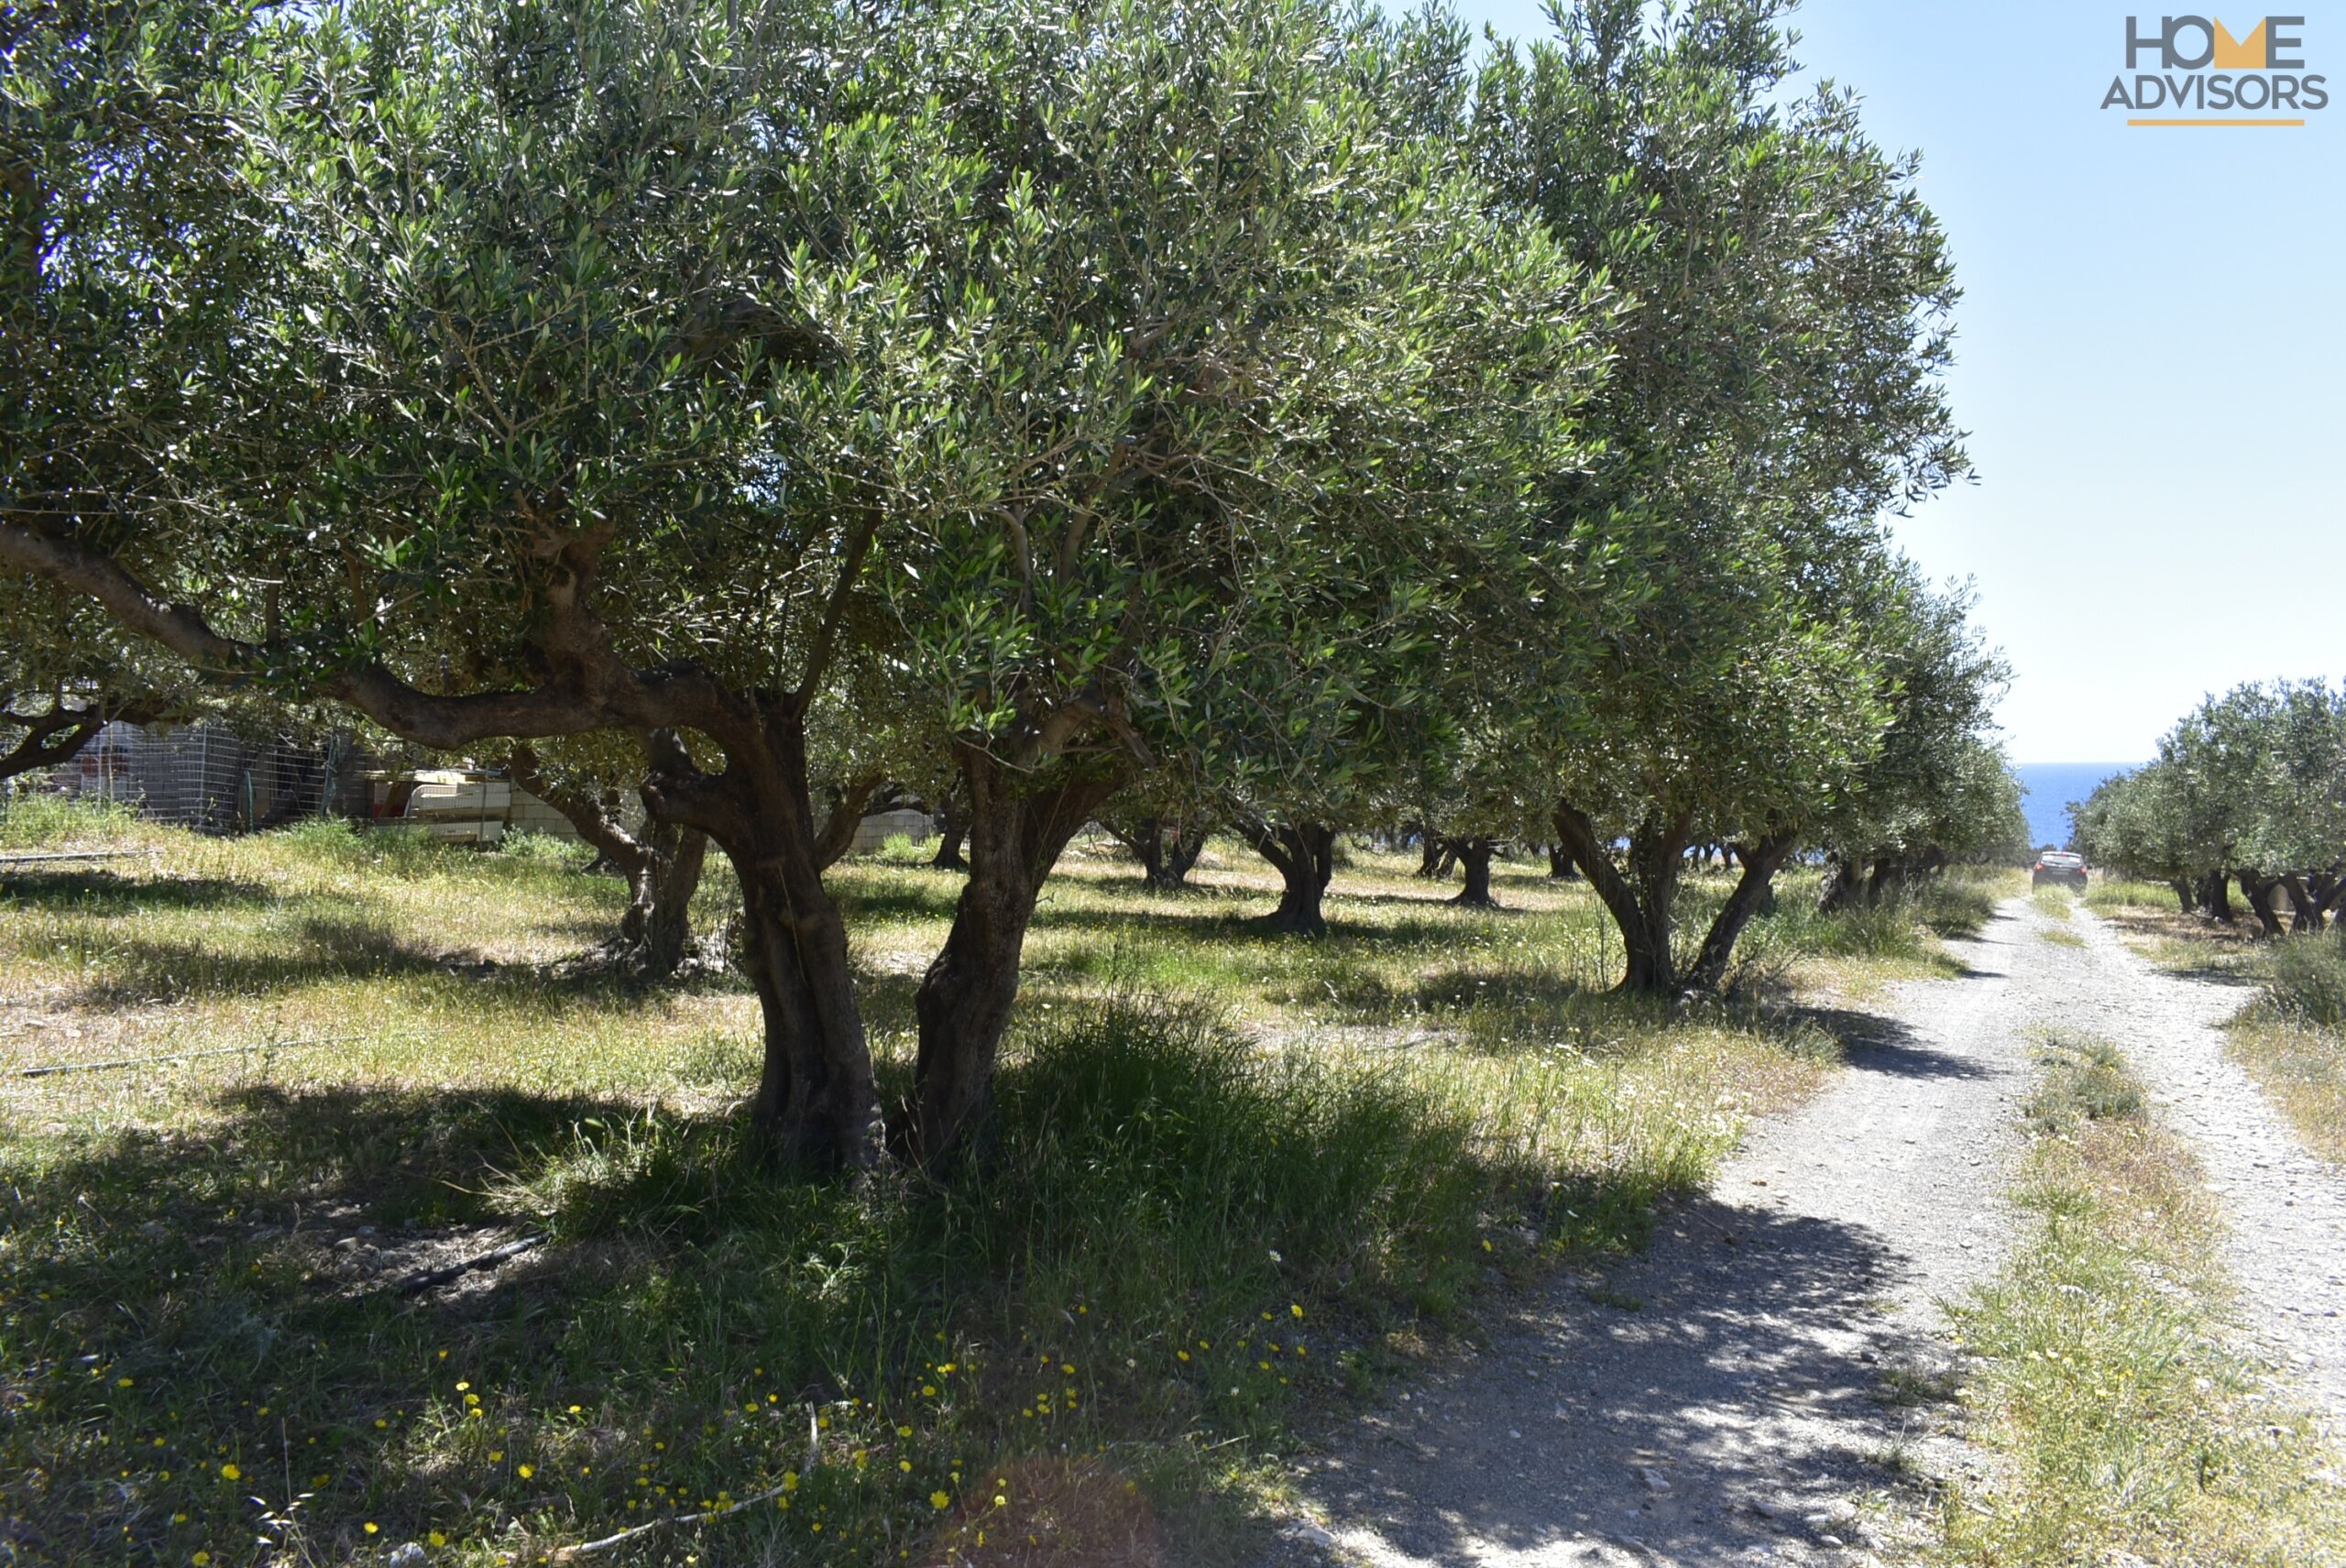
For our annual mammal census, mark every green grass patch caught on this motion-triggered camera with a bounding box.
[2084,877,2183,916]
[2225,927,2346,1162]
[1941,1031,2346,1566]
[0,790,147,849]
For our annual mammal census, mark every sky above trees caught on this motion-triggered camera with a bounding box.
[1462,0,2346,764]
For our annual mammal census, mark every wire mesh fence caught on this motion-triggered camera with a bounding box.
[29,721,373,832]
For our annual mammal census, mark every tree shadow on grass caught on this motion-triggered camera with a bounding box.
[60,915,750,1010]
[2,1001,1703,1567]
[0,867,277,914]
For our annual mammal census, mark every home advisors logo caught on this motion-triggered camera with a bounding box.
[2103,15,2329,123]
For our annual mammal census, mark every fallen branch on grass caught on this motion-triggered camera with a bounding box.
[536,1475,796,1561]
[392,1232,550,1297]
[529,1409,818,1561]
[0,848,162,867]
[17,1036,348,1078]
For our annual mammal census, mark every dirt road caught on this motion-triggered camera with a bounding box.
[2062,909,2346,1425]
[1277,895,2344,1567]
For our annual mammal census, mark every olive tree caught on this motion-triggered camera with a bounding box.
[1470,0,1969,992]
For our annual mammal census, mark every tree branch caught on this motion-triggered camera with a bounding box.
[0,521,747,751]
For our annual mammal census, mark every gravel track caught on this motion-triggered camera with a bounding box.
[1275,895,2346,1566]
[2062,905,2346,1430]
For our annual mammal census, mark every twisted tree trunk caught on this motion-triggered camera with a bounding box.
[643,726,882,1170]
[1554,798,1693,995]
[1451,838,1499,908]
[904,751,1124,1164]
[1685,831,1798,991]
[2198,868,2235,922]
[1111,816,1208,890]
[2235,869,2286,939]
[508,743,710,979]
[929,794,969,871]
[1413,827,1447,880]
[1817,856,1862,914]
[1239,817,1336,936]
[1547,843,1581,880]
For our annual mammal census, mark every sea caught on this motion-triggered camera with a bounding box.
[2015,762,2144,852]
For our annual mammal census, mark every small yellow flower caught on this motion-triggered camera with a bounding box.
[899,1461,912,1472]
[429,1532,448,1547]
[455,1381,470,1392]
[488,1450,503,1463]
[896,1425,913,1437]
[1177,1350,1190,1362]
[1059,1364,1074,1376]
[364,1523,379,1536]
[518,1464,535,1479]
[937,1363,956,1374]
[567,1404,582,1414]
[920,1384,936,1397]
[782,1473,800,1493]
[992,1494,1007,1508]
[1290,1303,1304,1319]
[930,1491,950,1509]
[116,1376,134,1387]
[220,1464,240,1481]
[193,1554,211,1566]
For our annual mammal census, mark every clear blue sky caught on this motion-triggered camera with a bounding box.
[1453,0,2346,764]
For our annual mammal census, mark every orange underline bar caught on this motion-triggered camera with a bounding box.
[2127,116,2307,126]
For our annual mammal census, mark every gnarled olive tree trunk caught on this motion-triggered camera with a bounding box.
[929,792,969,871]
[2234,868,2287,938]
[1817,855,1862,913]
[1451,837,1499,908]
[1237,817,1336,936]
[642,726,883,1170]
[2197,868,2235,922]
[1553,799,1692,994]
[904,751,1124,1164]
[1547,843,1581,881]
[1684,831,1797,990]
[510,742,709,978]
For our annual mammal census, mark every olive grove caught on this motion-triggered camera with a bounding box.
[2,0,2015,1160]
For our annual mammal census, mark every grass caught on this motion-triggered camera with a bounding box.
[2228,927,2346,1163]
[2084,876,2185,917]
[1940,1030,2346,1567]
[0,808,1972,1565]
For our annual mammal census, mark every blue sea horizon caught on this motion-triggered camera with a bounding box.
[2015,761,2144,852]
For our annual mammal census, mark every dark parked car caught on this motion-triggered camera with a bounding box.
[2033,850,2088,890]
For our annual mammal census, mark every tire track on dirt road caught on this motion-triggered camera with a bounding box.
[2065,906,2346,1431]
[1277,899,2053,1568]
